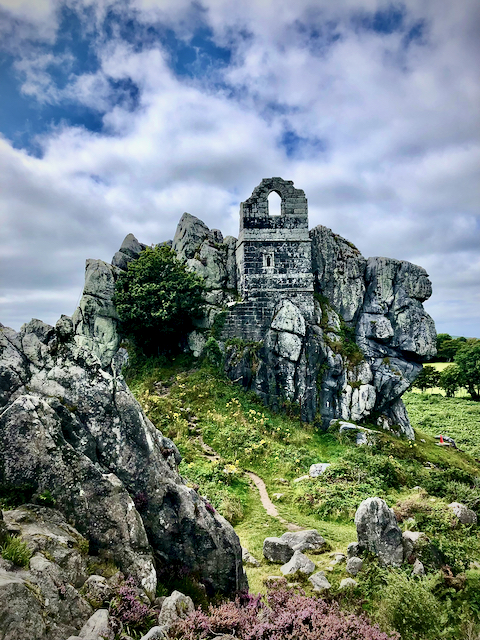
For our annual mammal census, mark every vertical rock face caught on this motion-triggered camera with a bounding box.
[310,225,366,323]
[0,246,247,598]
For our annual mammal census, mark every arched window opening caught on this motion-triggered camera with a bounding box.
[263,252,274,269]
[268,191,281,216]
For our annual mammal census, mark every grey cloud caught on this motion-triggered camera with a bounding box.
[0,0,478,337]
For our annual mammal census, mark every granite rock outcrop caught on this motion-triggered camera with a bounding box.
[168,180,436,438]
[0,253,247,606]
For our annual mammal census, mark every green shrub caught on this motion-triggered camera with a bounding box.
[455,341,480,401]
[377,572,443,639]
[422,468,477,498]
[1,536,32,567]
[439,365,462,397]
[218,494,245,526]
[113,245,205,355]
[201,337,224,371]
[37,489,55,507]
[414,366,441,392]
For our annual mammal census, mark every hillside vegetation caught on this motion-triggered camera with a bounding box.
[127,356,480,640]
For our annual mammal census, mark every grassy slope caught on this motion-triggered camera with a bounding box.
[127,357,480,638]
[404,392,480,460]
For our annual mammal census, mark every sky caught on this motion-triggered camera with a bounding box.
[0,0,479,338]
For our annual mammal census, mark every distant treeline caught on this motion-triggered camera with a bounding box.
[414,335,480,401]
[436,333,472,361]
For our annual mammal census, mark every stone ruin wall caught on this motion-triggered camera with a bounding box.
[222,178,314,341]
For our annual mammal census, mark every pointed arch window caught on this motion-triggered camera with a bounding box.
[268,191,281,216]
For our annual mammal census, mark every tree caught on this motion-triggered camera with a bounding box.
[455,340,480,401]
[438,365,461,397]
[413,365,440,392]
[436,333,467,361]
[113,245,205,355]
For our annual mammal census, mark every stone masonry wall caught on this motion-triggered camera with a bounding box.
[231,178,314,340]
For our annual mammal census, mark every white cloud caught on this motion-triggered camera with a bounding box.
[0,0,478,337]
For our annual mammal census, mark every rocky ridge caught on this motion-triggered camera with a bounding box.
[0,243,247,638]
[168,211,436,438]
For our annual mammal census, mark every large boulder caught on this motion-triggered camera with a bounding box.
[354,497,403,566]
[0,570,51,640]
[3,505,89,588]
[263,537,294,564]
[280,551,315,576]
[309,571,331,591]
[279,530,326,553]
[448,502,477,525]
[77,609,113,640]
[0,506,99,640]
[157,590,195,630]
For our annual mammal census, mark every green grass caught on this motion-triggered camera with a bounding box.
[404,391,480,460]
[1,536,32,567]
[125,356,480,637]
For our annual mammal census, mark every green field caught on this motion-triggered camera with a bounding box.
[404,391,480,460]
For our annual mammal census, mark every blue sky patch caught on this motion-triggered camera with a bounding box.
[280,130,327,159]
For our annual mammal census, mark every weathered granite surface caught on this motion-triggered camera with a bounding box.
[169,178,436,437]
[355,497,404,566]
[0,255,247,601]
[0,505,94,640]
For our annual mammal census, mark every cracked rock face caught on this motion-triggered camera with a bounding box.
[0,505,93,640]
[0,254,247,600]
[113,207,436,439]
[310,225,367,323]
[355,497,404,566]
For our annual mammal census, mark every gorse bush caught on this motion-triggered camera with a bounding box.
[171,588,399,640]
[376,572,443,640]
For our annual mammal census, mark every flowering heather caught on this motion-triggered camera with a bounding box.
[204,499,216,515]
[109,577,150,626]
[171,588,399,640]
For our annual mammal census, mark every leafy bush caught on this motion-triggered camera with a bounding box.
[171,588,399,639]
[297,479,385,520]
[1,536,32,567]
[414,365,441,392]
[113,245,205,355]
[376,572,443,639]
[439,365,462,397]
[422,468,477,498]
[201,337,224,371]
[436,334,467,362]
